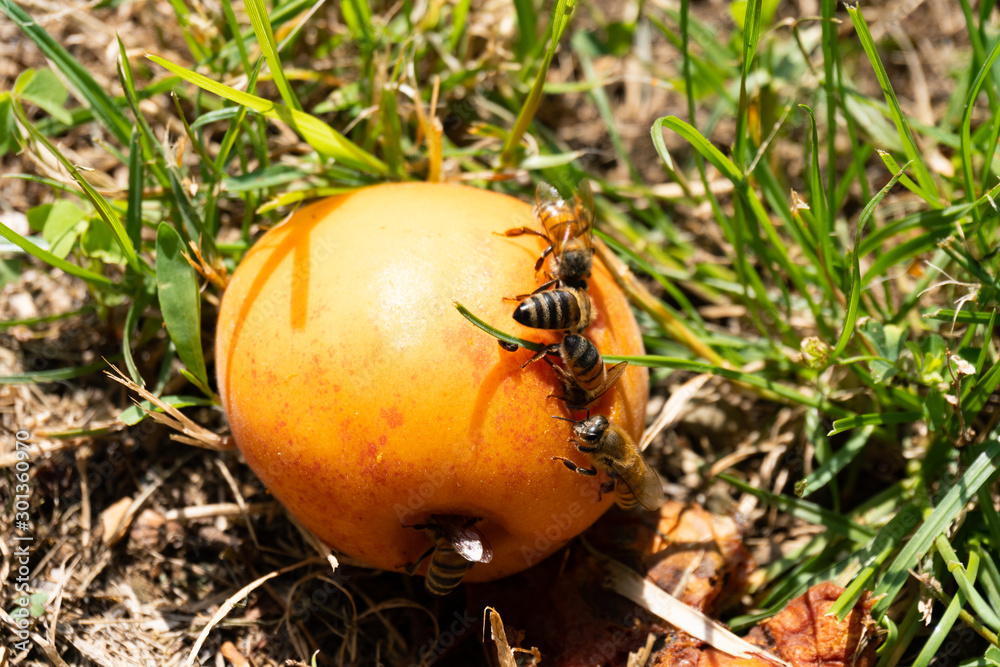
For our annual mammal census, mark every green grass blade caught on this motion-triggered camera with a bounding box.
[244,0,302,111]
[0,221,113,289]
[147,53,389,176]
[122,289,154,385]
[340,0,373,42]
[220,0,253,74]
[0,358,112,385]
[513,0,537,58]
[827,502,920,619]
[119,395,216,425]
[721,473,876,544]
[155,223,209,389]
[499,0,577,167]
[830,162,910,361]
[380,84,405,178]
[800,105,831,278]
[828,412,922,436]
[846,5,938,199]
[871,439,1000,620]
[125,127,144,249]
[454,302,544,352]
[0,0,131,144]
[795,425,874,498]
[734,0,762,169]
[11,98,145,274]
[960,35,1000,208]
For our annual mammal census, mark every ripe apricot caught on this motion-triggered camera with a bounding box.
[215,182,647,581]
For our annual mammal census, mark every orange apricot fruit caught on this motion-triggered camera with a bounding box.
[215,182,647,582]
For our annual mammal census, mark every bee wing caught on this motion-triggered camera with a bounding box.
[450,526,493,563]
[536,181,563,209]
[573,179,595,235]
[577,361,628,406]
[613,455,664,512]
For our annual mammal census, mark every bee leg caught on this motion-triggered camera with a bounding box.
[521,344,560,368]
[552,456,598,476]
[402,544,435,575]
[533,245,554,272]
[528,278,558,295]
[498,227,549,241]
[501,292,534,302]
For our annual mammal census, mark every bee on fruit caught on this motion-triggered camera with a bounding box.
[511,285,593,334]
[405,515,492,595]
[500,179,596,289]
[553,414,664,511]
[519,334,628,408]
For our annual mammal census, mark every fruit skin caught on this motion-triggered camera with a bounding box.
[215,182,647,581]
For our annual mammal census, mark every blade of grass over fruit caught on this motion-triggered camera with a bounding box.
[846,5,937,199]
[155,223,209,390]
[499,0,576,168]
[827,412,922,437]
[0,221,113,288]
[146,54,390,176]
[721,474,875,544]
[0,357,112,385]
[733,0,762,170]
[244,0,302,111]
[453,302,544,353]
[871,439,1000,621]
[830,162,909,362]
[10,100,145,275]
[960,35,1000,213]
[0,0,131,145]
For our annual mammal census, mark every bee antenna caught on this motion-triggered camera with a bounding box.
[551,415,579,424]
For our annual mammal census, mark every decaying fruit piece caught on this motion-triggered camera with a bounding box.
[215,182,648,581]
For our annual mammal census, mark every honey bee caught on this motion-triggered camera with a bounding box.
[521,334,628,408]
[405,515,492,595]
[553,414,664,511]
[501,179,595,288]
[512,285,592,334]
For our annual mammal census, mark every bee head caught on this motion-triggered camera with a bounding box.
[574,415,609,443]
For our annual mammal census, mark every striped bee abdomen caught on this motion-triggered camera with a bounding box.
[512,287,592,332]
[425,539,476,595]
[561,334,604,390]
